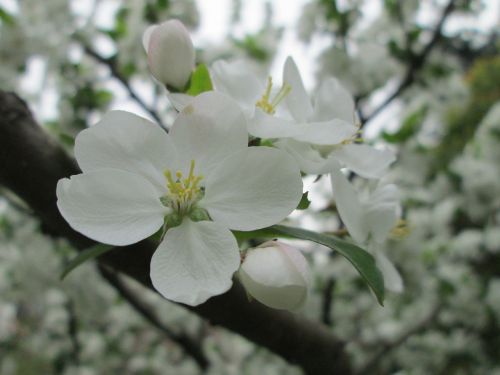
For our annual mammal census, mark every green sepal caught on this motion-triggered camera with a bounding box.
[164,212,182,228]
[189,207,210,222]
[185,64,213,96]
[297,192,311,210]
[160,196,172,207]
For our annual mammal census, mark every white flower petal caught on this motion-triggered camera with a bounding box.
[57,170,166,246]
[203,147,303,231]
[331,144,396,179]
[312,77,355,123]
[291,119,358,145]
[330,166,367,244]
[283,56,313,122]
[170,92,248,176]
[247,109,304,139]
[142,24,158,52]
[374,250,404,293]
[365,204,399,244]
[211,59,263,111]
[239,241,309,310]
[370,184,400,206]
[275,139,335,174]
[147,19,195,89]
[150,219,240,306]
[74,110,174,194]
[365,184,401,243]
[167,92,192,112]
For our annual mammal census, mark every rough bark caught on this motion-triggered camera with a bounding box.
[0,91,352,375]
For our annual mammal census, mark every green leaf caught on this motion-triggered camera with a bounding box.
[157,0,169,9]
[144,0,170,23]
[0,7,15,25]
[232,227,283,243]
[108,8,129,41]
[388,39,408,62]
[60,244,114,280]
[120,62,137,79]
[407,26,422,45]
[383,0,400,19]
[94,89,114,107]
[58,133,75,147]
[233,35,269,61]
[233,224,385,305]
[382,106,427,143]
[297,192,311,210]
[185,64,213,96]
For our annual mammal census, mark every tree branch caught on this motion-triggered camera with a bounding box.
[0,91,352,375]
[321,277,336,326]
[79,41,167,130]
[98,265,209,371]
[361,0,456,126]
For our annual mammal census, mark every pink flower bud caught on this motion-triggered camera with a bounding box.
[143,19,195,89]
[239,241,310,311]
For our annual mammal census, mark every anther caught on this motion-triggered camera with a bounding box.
[255,76,292,115]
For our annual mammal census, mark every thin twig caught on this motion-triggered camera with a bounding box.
[358,304,441,374]
[361,0,456,126]
[98,266,209,371]
[80,41,167,130]
[0,189,33,215]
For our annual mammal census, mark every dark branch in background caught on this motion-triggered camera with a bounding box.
[358,304,442,375]
[438,32,499,69]
[321,277,336,326]
[98,265,209,371]
[65,299,81,365]
[360,0,456,126]
[0,90,352,375]
[78,39,167,130]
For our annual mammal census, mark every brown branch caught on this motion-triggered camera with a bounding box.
[65,299,81,365]
[0,91,353,375]
[98,265,209,370]
[321,277,336,325]
[361,0,456,126]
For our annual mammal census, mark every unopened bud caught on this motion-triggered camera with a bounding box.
[239,241,310,311]
[143,19,195,90]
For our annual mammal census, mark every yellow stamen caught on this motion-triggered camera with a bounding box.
[162,160,204,214]
[340,129,363,145]
[390,219,409,239]
[255,76,291,115]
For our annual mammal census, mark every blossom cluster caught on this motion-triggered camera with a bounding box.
[56,19,401,309]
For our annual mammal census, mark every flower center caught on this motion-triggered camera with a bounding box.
[390,219,409,239]
[162,160,204,215]
[255,77,291,115]
[341,127,363,145]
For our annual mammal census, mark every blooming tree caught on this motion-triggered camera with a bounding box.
[0,0,499,374]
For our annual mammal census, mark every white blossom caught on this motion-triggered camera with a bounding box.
[330,167,404,292]
[57,92,302,306]
[239,241,310,310]
[143,19,195,89]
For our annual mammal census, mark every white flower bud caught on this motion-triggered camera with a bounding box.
[143,19,195,89]
[239,241,310,311]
